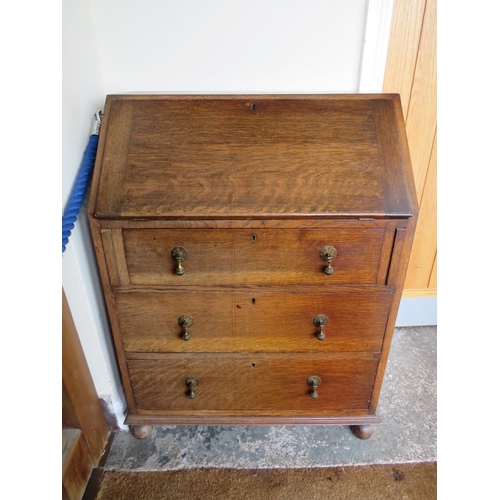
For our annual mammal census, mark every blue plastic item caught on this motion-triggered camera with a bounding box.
[62,112,102,253]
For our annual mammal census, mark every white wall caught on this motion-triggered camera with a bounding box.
[62,0,126,425]
[64,0,420,428]
[89,0,368,94]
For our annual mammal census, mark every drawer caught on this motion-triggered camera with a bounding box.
[121,228,389,286]
[115,287,393,353]
[127,353,379,411]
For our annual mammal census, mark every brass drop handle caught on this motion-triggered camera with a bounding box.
[185,376,199,399]
[171,246,188,275]
[307,376,321,399]
[313,314,329,341]
[320,245,337,275]
[178,314,194,341]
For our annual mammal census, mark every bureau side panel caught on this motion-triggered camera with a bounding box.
[87,217,138,413]
[367,95,419,412]
[369,216,418,412]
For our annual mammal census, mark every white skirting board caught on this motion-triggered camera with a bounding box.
[396,297,437,326]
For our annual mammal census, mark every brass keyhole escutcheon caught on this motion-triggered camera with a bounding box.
[178,314,194,341]
[185,376,199,399]
[171,246,188,275]
[307,376,321,399]
[319,245,337,275]
[313,314,329,341]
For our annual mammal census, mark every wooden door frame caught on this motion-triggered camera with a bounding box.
[63,288,110,500]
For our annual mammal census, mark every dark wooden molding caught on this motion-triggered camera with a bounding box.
[63,288,111,499]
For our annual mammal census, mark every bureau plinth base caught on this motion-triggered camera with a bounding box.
[130,425,153,439]
[126,421,379,440]
[350,425,375,440]
[125,414,381,439]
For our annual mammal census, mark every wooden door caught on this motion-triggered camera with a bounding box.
[383,0,437,297]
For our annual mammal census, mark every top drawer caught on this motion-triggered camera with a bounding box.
[109,226,393,286]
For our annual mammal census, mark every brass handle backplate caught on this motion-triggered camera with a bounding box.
[313,314,329,341]
[307,376,321,399]
[319,245,337,275]
[185,376,199,399]
[178,314,194,341]
[171,246,188,275]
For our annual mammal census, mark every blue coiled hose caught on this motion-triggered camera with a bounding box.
[62,112,102,253]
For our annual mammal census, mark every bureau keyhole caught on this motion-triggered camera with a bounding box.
[251,234,257,242]
[251,298,256,305]
[251,363,256,368]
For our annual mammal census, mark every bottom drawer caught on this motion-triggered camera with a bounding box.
[127,353,379,412]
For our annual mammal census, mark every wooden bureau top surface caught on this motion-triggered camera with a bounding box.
[90,94,417,220]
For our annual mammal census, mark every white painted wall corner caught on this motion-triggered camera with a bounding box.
[358,0,395,92]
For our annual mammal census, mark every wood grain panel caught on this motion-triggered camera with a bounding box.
[370,214,418,412]
[372,99,413,215]
[111,229,130,285]
[100,219,403,230]
[383,0,427,118]
[114,287,393,353]
[383,0,437,296]
[127,353,379,412]
[62,289,109,464]
[386,228,407,288]
[94,99,134,217]
[100,229,118,286]
[125,413,380,426]
[107,94,396,102]
[92,95,414,219]
[62,429,93,500]
[89,219,139,413]
[405,131,437,288]
[404,0,437,201]
[122,227,388,286]
[62,382,80,430]
[428,253,437,289]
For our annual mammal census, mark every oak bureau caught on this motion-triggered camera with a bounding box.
[88,94,418,440]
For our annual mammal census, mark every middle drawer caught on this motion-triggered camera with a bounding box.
[114,287,392,353]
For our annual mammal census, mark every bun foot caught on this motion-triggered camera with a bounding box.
[130,425,153,439]
[350,425,374,440]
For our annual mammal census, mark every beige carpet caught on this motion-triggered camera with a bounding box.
[96,462,437,499]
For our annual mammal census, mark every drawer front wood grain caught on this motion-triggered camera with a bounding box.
[128,354,379,411]
[122,228,388,286]
[115,287,392,353]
